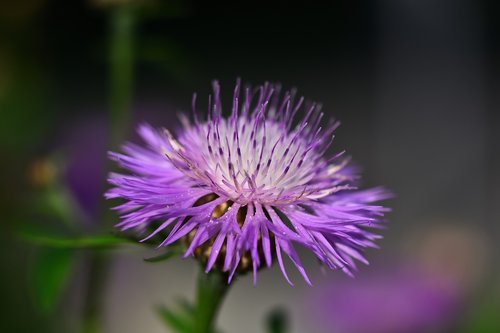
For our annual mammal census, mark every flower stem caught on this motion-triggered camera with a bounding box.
[193,269,231,333]
[81,5,136,333]
[109,4,135,148]
[80,252,109,333]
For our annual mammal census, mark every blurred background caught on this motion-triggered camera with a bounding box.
[1,0,499,332]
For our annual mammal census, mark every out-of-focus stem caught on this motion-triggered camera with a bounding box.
[193,270,230,333]
[80,252,109,333]
[109,4,135,148]
[81,5,136,333]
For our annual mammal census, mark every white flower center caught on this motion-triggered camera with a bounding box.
[169,117,320,205]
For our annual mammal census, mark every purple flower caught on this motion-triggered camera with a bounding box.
[61,104,177,224]
[305,265,461,333]
[64,116,108,221]
[106,80,391,284]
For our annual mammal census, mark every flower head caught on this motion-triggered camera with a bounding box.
[107,80,391,284]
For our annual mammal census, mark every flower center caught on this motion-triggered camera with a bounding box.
[170,118,317,206]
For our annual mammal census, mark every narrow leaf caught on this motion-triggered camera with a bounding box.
[31,248,75,314]
[18,229,128,248]
[157,305,192,333]
[175,297,195,316]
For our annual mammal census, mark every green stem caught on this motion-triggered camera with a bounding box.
[81,5,136,333]
[109,4,135,148]
[193,270,231,333]
[80,253,109,333]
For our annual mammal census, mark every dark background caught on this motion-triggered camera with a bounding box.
[1,0,499,332]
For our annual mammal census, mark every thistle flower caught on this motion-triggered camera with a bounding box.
[106,80,391,284]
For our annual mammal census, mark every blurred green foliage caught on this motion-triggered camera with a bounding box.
[30,248,76,314]
[458,288,500,333]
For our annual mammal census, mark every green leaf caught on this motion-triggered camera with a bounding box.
[30,248,75,314]
[266,308,289,333]
[18,229,129,249]
[157,297,222,333]
[176,297,195,316]
[157,271,227,333]
[157,305,193,333]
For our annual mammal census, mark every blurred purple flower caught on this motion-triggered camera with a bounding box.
[62,103,178,223]
[63,116,108,221]
[306,265,461,333]
[107,80,391,284]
